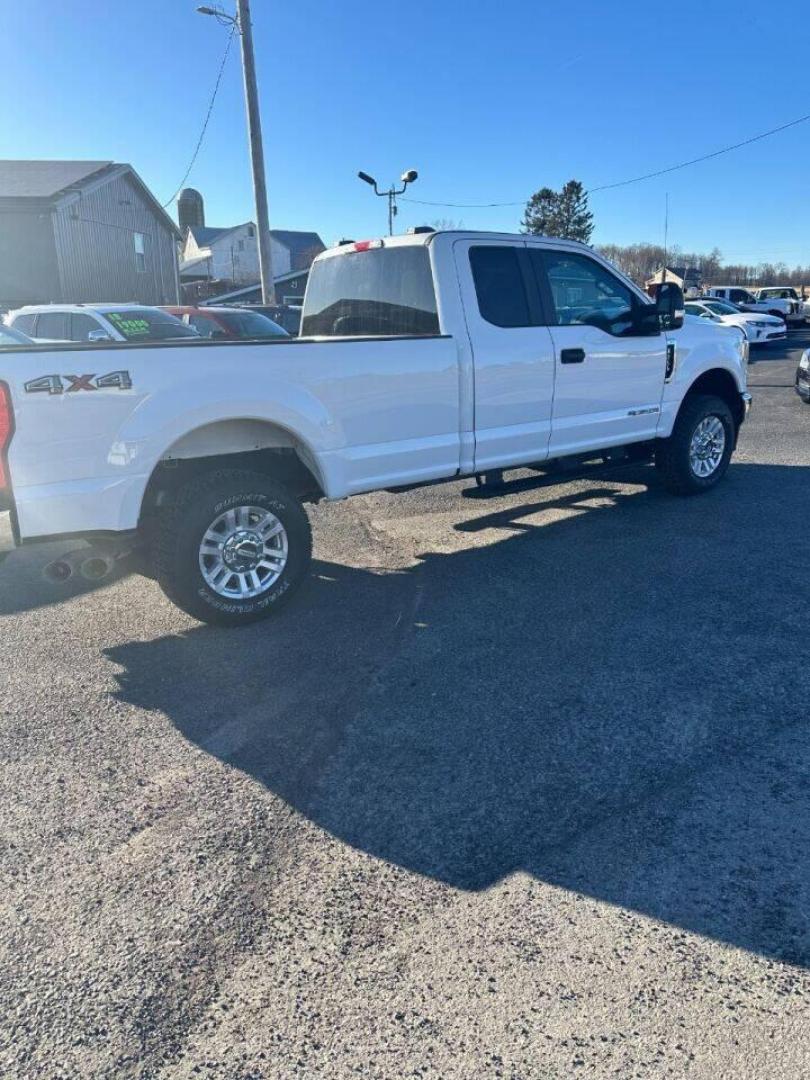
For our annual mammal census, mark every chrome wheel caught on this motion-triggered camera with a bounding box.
[689,415,726,478]
[198,504,288,600]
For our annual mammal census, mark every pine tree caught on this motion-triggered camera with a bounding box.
[522,179,593,243]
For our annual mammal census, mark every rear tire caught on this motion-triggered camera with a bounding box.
[152,469,312,626]
[655,394,735,495]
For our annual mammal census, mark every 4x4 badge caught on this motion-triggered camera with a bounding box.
[24,370,132,395]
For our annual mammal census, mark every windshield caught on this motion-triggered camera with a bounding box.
[704,300,739,315]
[760,288,797,299]
[301,245,440,337]
[104,308,199,341]
[215,310,289,338]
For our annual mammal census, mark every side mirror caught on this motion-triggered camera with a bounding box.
[87,329,113,343]
[654,282,685,331]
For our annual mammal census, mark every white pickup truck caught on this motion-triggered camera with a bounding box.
[751,286,809,323]
[0,230,751,625]
[705,285,802,324]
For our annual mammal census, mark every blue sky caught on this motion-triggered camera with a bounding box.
[2,1,807,265]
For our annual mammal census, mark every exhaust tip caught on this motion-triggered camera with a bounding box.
[80,556,114,582]
[43,560,74,583]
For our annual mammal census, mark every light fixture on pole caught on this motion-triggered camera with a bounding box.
[197,2,276,305]
[357,169,419,235]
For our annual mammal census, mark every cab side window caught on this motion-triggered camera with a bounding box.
[534,250,637,337]
[35,312,69,339]
[469,246,532,328]
[70,313,103,341]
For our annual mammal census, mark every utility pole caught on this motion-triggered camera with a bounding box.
[198,2,275,304]
[237,0,275,304]
[662,192,669,286]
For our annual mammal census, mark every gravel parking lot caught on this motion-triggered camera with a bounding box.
[1,333,809,1079]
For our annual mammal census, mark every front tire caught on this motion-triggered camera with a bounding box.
[153,469,312,626]
[655,394,735,495]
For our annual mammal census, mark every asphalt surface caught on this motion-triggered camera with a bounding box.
[1,334,809,1079]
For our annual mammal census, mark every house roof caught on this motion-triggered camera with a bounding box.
[188,224,325,254]
[0,159,113,199]
[270,230,325,255]
[0,159,181,239]
[188,226,229,247]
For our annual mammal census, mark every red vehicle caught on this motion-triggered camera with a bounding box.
[162,305,290,340]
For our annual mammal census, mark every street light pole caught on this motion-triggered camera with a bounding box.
[357,169,418,236]
[198,2,275,304]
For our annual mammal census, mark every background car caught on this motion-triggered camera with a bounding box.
[0,323,35,346]
[685,299,786,344]
[221,303,302,336]
[796,350,810,404]
[6,304,198,343]
[163,305,290,340]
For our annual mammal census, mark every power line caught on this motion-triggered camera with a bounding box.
[401,111,810,209]
[589,111,810,192]
[161,25,236,208]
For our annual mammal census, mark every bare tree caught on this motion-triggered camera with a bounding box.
[595,241,810,290]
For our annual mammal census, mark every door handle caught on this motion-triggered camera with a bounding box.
[560,347,586,364]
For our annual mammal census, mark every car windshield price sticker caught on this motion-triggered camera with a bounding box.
[107,313,150,338]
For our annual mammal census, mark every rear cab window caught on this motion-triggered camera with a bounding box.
[301,244,440,337]
[216,310,289,339]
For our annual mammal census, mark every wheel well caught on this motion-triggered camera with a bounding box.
[139,442,325,529]
[682,368,745,429]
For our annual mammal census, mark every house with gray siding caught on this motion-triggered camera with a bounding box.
[0,160,181,309]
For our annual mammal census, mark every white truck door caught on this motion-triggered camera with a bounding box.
[453,239,555,470]
[529,247,667,456]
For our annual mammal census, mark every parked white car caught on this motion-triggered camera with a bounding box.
[5,304,198,344]
[0,230,750,626]
[752,286,810,322]
[684,299,786,345]
[704,286,800,324]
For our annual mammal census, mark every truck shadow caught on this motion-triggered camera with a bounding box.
[105,462,810,967]
[0,542,133,618]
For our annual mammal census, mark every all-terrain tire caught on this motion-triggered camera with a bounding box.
[152,469,312,626]
[655,394,735,496]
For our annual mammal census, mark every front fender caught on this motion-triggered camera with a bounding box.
[659,321,747,437]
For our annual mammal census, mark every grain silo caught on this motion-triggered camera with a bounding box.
[177,188,205,233]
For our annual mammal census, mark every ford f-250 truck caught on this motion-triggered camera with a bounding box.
[0,230,751,625]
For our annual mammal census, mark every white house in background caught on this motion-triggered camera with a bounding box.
[179,223,325,286]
